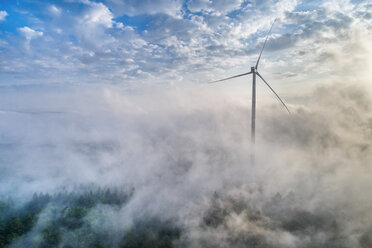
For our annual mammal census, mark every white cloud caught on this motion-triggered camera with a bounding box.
[74,1,116,49]
[115,22,124,29]
[1,0,372,88]
[104,0,184,17]
[82,2,113,28]
[188,0,244,14]
[187,0,208,12]
[49,5,61,15]
[0,10,8,21]
[18,26,43,40]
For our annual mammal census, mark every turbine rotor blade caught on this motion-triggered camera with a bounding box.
[256,72,290,114]
[208,71,252,84]
[255,18,277,69]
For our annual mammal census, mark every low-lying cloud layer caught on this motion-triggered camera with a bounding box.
[1,80,372,247]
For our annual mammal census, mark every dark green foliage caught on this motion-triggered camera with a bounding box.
[0,194,51,247]
[6,217,23,242]
[26,193,51,213]
[0,210,38,247]
[1,188,360,248]
[199,193,354,248]
[62,206,88,229]
[0,227,4,248]
[281,210,335,233]
[61,225,111,248]
[0,187,132,248]
[202,193,229,228]
[60,187,132,209]
[202,206,228,228]
[75,194,97,209]
[121,218,181,248]
[0,201,12,221]
[41,220,62,247]
[227,233,269,248]
[101,188,130,205]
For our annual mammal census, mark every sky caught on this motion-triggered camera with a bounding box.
[0,0,371,96]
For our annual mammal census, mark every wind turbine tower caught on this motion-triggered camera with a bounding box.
[210,19,290,151]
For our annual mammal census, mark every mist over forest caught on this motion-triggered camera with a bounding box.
[1,81,372,248]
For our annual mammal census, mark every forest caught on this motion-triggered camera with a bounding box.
[0,188,180,248]
[1,188,372,248]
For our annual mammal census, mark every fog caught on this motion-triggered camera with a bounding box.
[1,81,372,247]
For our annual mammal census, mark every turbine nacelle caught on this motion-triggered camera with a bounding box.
[251,67,257,72]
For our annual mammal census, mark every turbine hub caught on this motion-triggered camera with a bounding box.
[251,67,257,72]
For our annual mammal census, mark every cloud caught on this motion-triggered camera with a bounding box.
[0,10,8,22]
[82,2,113,28]
[18,26,43,40]
[49,5,61,16]
[1,80,372,247]
[72,1,116,49]
[103,0,184,17]
[187,0,244,14]
[1,0,372,88]
[16,26,44,52]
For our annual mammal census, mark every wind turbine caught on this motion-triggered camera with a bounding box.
[209,19,290,147]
